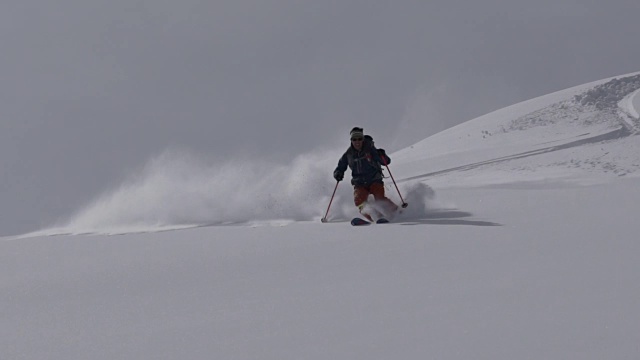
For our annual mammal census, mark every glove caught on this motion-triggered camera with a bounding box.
[333,170,344,182]
[377,148,389,165]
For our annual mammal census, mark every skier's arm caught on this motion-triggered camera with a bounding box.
[333,152,349,181]
[370,146,391,165]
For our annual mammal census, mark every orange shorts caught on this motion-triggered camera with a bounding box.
[353,182,398,213]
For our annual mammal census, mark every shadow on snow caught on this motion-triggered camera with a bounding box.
[397,209,502,227]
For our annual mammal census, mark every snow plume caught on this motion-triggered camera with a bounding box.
[367,181,444,221]
[33,149,442,235]
[47,148,347,234]
[395,182,438,218]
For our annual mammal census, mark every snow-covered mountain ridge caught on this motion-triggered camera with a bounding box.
[392,71,640,188]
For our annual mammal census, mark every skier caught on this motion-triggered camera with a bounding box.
[333,127,399,222]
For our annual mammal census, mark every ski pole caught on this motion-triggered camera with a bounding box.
[380,154,408,208]
[321,181,340,223]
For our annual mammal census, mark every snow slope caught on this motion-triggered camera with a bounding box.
[392,72,640,188]
[3,72,640,360]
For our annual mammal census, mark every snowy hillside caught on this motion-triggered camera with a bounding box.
[3,72,640,360]
[393,72,640,188]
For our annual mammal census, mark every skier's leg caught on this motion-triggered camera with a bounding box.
[354,185,375,222]
[370,182,399,216]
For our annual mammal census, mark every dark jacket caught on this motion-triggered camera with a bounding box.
[334,138,391,186]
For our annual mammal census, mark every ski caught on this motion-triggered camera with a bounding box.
[351,217,371,226]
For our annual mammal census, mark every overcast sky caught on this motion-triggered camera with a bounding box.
[2,0,639,235]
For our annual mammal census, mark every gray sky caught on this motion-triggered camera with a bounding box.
[2,0,639,235]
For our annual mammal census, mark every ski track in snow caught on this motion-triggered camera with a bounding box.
[620,88,640,119]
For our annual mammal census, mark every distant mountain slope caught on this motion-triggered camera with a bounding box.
[393,72,640,188]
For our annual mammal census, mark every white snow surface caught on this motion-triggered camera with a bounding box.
[3,72,640,360]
